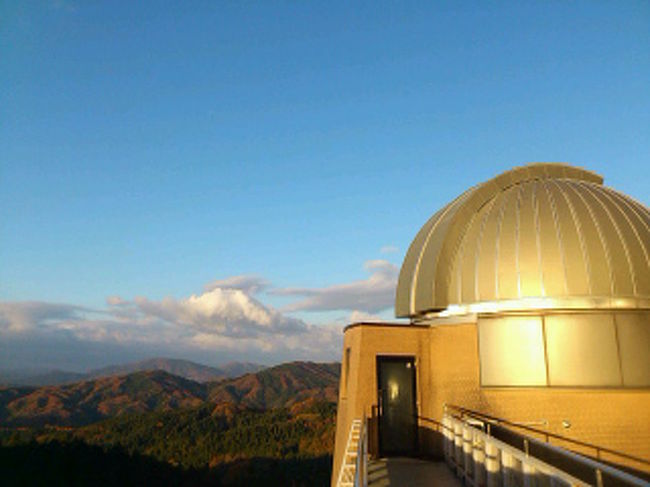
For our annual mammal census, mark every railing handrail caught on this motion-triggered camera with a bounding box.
[445,404,650,468]
[355,413,368,487]
[335,415,367,487]
[446,413,591,486]
[445,411,650,487]
[416,414,445,429]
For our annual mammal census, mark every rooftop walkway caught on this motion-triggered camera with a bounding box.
[367,458,462,487]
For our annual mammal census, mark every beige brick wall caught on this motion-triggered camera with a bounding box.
[332,322,650,485]
[428,322,650,468]
[331,324,432,486]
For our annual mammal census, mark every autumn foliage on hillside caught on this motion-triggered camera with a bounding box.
[0,361,340,486]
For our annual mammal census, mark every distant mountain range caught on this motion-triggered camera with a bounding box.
[88,358,264,383]
[0,358,265,387]
[0,361,340,426]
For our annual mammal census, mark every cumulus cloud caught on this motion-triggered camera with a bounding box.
[0,259,402,368]
[271,260,398,313]
[0,277,344,368]
[132,288,307,338]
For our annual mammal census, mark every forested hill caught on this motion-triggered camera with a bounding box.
[0,361,340,427]
[0,361,341,486]
[207,361,340,410]
[1,403,337,486]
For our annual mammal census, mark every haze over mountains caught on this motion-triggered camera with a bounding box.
[90,358,265,383]
[0,357,265,387]
[0,361,340,427]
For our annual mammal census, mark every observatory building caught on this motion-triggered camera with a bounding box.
[332,163,650,486]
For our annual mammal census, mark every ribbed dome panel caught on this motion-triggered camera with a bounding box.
[395,163,650,318]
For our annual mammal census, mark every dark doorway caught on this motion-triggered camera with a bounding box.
[377,356,417,456]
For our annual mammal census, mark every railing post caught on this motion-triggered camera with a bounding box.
[443,405,649,487]
[502,450,514,487]
[484,437,501,487]
[463,424,474,482]
[442,415,450,463]
[473,429,486,487]
[454,419,464,474]
[522,461,536,487]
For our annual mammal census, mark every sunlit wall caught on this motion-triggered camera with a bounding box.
[478,311,650,387]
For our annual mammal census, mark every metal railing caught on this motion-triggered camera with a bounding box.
[446,404,650,471]
[443,406,650,487]
[336,415,368,487]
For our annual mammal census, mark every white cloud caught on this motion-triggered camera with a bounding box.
[203,275,269,295]
[0,258,402,368]
[188,322,342,358]
[106,295,127,306]
[0,279,344,367]
[348,310,385,323]
[380,245,399,254]
[0,301,86,333]
[271,260,398,313]
[132,287,307,338]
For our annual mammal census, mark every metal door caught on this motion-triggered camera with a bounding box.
[377,356,417,455]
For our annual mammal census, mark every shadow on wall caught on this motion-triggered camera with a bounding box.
[0,441,332,487]
[417,424,445,459]
[369,408,650,486]
[367,408,445,460]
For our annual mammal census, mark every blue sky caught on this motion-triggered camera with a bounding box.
[1,1,649,369]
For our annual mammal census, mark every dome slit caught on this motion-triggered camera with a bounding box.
[517,182,543,298]
[477,191,507,301]
[533,181,546,297]
[493,186,512,301]
[515,184,523,299]
[541,180,569,295]
[474,196,498,302]
[550,179,593,296]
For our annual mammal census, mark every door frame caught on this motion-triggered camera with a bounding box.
[376,354,418,456]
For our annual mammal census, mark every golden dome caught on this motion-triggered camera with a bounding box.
[395,163,650,318]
